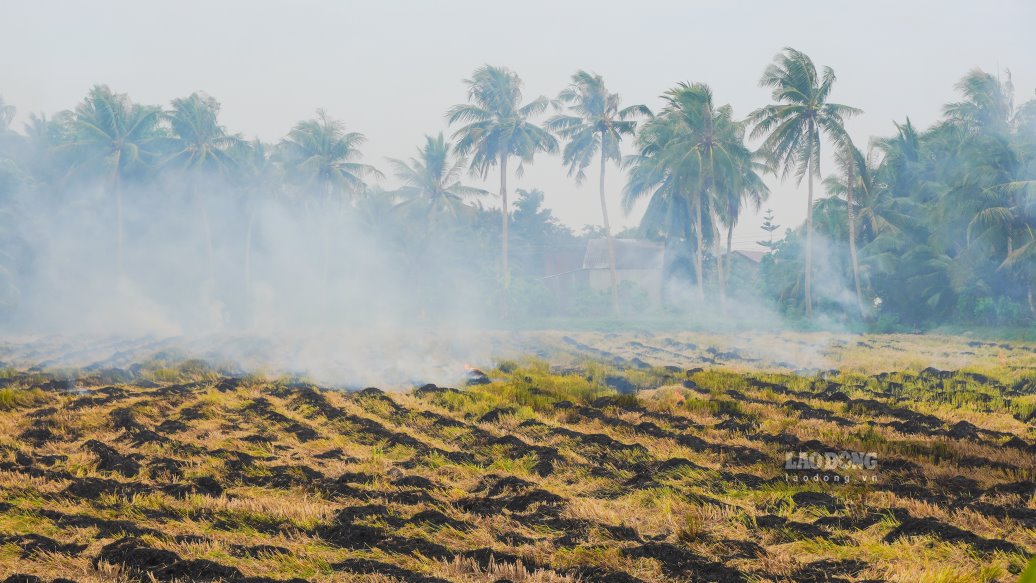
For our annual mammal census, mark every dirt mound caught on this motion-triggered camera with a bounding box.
[623,542,745,582]
[792,491,842,511]
[1,575,44,583]
[162,476,223,497]
[63,477,146,500]
[409,508,472,531]
[333,558,449,582]
[884,516,1021,553]
[84,440,141,477]
[0,534,86,558]
[460,475,565,516]
[792,558,867,582]
[94,537,242,582]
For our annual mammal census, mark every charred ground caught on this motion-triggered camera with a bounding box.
[0,336,1035,582]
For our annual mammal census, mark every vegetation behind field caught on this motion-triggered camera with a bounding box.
[0,52,1033,334]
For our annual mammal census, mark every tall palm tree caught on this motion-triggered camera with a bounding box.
[823,140,869,317]
[166,93,241,173]
[873,119,933,202]
[821,140,911,319]
[945,69,1014,137]
[926,70,1025,318]
[68,85,163,275]
[749,48,860,318]
[625,105,699,297]
[281,110,381,285]
[626,82,750,301]
[949,70,1020,257]
[447,65,557,299]
[165,92,244,284]
[547,71,649,313]
[624,143,698,247]
[281,110,380,207]
[387,132,488,227]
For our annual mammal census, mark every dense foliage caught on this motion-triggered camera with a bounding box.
[0,53,1033,329]
[769,70,1036,328]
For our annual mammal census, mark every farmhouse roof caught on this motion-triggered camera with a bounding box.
[723,250,766,264]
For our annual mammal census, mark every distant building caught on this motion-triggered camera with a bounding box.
[542,239,764,310]
[542,238,665,307]
[582,239,665,305]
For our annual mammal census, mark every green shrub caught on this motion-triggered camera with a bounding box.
[618,280,650,315]
[0,387,45,411]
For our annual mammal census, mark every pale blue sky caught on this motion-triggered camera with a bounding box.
[3,0,1033,248]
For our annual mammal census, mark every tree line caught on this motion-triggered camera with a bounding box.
[0,48,1033,329]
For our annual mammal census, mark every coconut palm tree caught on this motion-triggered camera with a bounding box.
[818,140,916,319]
[387,132,488,228]
[625,107,704,298]
[280,110,381,286]
[281,110,380,207]
[165,92,244,284]
[166,93,241,173]
[749,48,860,318]
[67,85,163,275]
[945,69,1014,137]
[447,65,557,299]
[624,131,699,253]
[949,71,1021,257]
[873,119,934,202]
[626,82,751,301]
[547,71,650,314]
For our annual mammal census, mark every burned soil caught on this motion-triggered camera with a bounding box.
[0,343,1034,581]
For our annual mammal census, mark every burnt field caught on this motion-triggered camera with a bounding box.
[1,335,1035,582]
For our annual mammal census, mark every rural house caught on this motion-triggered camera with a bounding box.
[542,239,665,308]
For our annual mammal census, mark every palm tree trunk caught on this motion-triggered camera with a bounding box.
[1028,281,1036,321]
[199,193,215,288]
[599,138,620,316]
[319,182,333,315]
[322,231,330,287]
[693,194,705,301]
[714,210,726,306]
[244,206,256,299]
[847,162,865,319]
[499,151,510,319]
[805,161,814,319]
[111,158,123,277]
[724,221,734,304]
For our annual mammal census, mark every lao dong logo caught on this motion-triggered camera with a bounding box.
[784,451,879,484]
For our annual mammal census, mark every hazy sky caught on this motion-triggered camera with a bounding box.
[3,1,1033,249]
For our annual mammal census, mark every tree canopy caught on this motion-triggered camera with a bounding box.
[0,57,1032,329]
